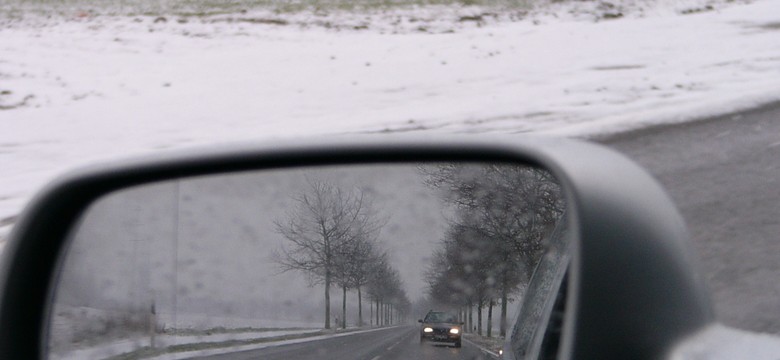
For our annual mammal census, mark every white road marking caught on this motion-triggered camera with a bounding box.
[384,333,407,352]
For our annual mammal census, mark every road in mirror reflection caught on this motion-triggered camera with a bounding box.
[48,163,565,359]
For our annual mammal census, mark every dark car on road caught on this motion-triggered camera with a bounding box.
[419,311,462,348]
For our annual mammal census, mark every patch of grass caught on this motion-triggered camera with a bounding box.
[0,94,34,110]
[236,17,289,25]
[600,11,622,19]
[591,64,645,71]
[1,0,536,17]
[679,4,714,14]
[757,21,780,30]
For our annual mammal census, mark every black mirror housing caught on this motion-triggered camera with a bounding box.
[0,136,714,359]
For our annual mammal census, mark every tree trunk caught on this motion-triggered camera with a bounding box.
[500,286,508,337]
[342,286,347,329]
[477,299,483,335]
[149,302,156,348]
[487,299,494,337]
[325,271,331,329]
[468,301,473,334]
[358,287,363,327]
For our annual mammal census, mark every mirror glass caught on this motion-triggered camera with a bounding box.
[47,162,567,360]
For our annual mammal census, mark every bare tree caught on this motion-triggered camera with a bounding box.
[274,178,381,329]
[333,235,383,328]
[349,240,384,327]
[422,164,564,336]
[425,222,496,334]
[366,258,408,327]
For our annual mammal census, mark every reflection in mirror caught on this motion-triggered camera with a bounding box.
[510,215,571,360]
[47,163,566,360]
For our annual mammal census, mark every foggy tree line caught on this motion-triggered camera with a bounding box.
[274,178,409,329]
[366,257,411,327]
[423,164,564,337]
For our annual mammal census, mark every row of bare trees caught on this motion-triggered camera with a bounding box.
[274,178,409,329]
[366,258,411,327]
[423,164,564,337]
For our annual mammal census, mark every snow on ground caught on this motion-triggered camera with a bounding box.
[144,326,401,360]
[670,324,780,360]
[50,305,393,360]
[1,0,779,246]
[49,304,325,359]
[51,328,323,360]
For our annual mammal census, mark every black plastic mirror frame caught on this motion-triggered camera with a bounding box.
[0,136,715,360]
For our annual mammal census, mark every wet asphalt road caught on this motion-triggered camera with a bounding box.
[193,326,494,360]
[601,102,780,334]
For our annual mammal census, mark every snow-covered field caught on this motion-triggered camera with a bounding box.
[1,0,779,246]
[49,302,390,360]
[52,326,323,360]
[49,304,324,359]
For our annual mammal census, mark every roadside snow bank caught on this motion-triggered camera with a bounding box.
[1,0,779,246]
[50,328,323,360]
[49,305,324,360]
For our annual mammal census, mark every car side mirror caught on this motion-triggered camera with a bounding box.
[0,136,714,360]
[418,319,423,323]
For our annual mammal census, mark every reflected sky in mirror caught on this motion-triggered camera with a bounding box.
[48,163,565,360]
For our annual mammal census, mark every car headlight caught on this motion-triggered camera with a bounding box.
[423,327,433,333]
[449,328,459,334]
